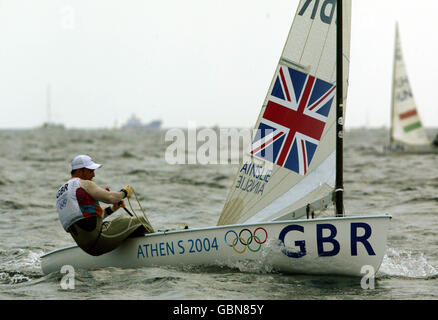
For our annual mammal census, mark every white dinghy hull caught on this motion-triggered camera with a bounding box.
[41,215,391,277]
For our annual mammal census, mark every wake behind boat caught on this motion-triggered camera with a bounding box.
[385,23,438,154]
[41,0,391,277]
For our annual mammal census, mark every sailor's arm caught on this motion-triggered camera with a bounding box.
[80,180,126,204]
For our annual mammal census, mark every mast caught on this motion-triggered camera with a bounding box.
[335,0,344,217]
[389,23,398,144]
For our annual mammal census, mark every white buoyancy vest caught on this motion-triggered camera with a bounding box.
[56,178,85,231]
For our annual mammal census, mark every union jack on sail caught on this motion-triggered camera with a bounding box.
[251,65,336,175]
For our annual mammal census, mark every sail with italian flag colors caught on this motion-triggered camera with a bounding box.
[390,23,430,146]
[218,0,352,226]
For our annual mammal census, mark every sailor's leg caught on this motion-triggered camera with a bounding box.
[86,211,153,256]
[68,217,103,254]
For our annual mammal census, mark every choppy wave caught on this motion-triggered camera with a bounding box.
[0,249,44,285]
[379,248,438,279]
[0,200,26,210]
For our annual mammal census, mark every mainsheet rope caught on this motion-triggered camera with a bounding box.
[126,187,154,233]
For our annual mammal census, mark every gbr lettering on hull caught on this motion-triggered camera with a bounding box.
[279,223,376,258]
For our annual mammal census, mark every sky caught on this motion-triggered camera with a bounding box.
[0,0,437,129]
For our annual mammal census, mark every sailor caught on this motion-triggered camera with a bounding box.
[55,155,154,256]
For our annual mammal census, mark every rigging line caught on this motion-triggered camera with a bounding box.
[126,187,155,233]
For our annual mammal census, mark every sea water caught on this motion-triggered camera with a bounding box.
[0,128,437,300]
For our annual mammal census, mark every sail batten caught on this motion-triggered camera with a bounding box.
[218,0,352,226]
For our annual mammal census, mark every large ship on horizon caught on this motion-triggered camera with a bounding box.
[122,114,162,129]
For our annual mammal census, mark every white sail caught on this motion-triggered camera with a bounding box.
[218,0,351,226]
[390,24,430,146]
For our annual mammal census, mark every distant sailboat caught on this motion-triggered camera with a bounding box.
[41,0,391,277]
[386,24,438,153]
[41,84,65,130]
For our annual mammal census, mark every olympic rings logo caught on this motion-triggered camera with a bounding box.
[224,227,268,254]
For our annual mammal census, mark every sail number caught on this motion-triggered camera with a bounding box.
[299,0,336,25]
[396,89,413,102]
[395,77,413,102]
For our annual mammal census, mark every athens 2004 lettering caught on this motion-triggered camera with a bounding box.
[137,237,219,259]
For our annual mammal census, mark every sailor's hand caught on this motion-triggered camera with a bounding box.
[121,185,133,198]
[112,200,125,212]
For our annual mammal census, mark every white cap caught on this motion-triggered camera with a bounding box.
[71,155,102,170]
